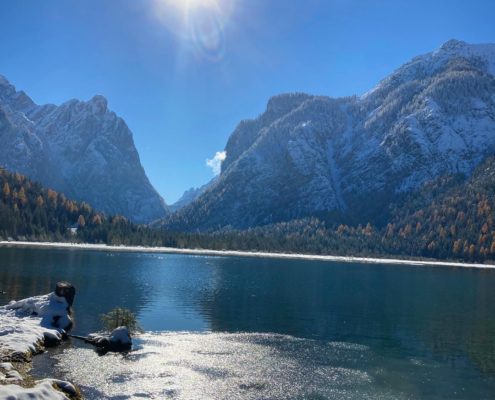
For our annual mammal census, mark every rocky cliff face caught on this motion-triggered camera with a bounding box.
[169,178,217,212]
[0,77,168,223]
[165,40,495,231]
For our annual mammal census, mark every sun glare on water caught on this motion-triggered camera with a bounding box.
[153,0,235,61]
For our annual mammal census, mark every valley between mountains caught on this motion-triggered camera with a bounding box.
[1,39,495,262]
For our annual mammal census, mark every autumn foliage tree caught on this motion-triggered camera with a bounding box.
[2,156,495,263]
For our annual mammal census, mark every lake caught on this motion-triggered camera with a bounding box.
[1,246,495,399]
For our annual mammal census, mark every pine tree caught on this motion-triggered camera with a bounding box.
[36,195,44,207]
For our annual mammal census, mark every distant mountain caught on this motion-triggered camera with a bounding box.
[169,178,217,212]
[164,39,495,231]
[0,76,168,223]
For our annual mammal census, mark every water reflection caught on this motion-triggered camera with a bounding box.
[0,248,151,334]
[186,257,495,375]
[1,247,495,396]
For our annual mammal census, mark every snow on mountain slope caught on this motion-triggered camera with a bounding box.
[0,77,168,223]
[165,40,495,231]
[362,39,495,101]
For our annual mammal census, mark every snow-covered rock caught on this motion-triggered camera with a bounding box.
[0,77,168,223]
[164,39,495,230]
[0,362,23,382]
[0,288,79,399]
[85,326,132,353]
[0,379,78,400]
[0,292,72,361]
[109,326,132,347]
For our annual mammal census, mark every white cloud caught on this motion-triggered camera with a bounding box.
[206,151,227,175]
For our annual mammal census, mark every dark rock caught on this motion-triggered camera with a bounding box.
[43,332,62,347]
[82,327,132,355]
[55,282,76,308]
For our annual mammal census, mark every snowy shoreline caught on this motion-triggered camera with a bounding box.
[0,289,79,399]
[1,240,494,269]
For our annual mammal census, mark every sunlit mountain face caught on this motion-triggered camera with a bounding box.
[0,76,168,223]
[162,40,495,232]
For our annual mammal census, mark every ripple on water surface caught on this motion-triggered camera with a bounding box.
[48,332,447,400]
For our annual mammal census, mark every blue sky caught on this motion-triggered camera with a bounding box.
[0,0,494,203]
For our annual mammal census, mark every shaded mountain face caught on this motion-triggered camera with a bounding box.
[0,76,168,223]
[169,178,217,212]
[165,40,495,231]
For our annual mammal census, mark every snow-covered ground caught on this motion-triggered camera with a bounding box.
[0,240,493,269]
[0,293,71,361]
[0,379,77,400]
[0,362,22,382]
[0,291,76,399]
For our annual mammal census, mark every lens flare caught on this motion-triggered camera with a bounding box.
[153,0,234,61]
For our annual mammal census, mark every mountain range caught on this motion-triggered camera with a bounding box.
[0,77,167,223]
[1,39,494,232]
[163,39,495,231]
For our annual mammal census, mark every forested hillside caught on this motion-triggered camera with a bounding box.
[0,168,163,245]
[2,159,495,263]
[161,157,495,263]
[384,156,495,260]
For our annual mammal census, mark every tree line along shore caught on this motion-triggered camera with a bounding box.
[2,160,495,264]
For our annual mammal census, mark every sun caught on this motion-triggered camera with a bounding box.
[153,0,231,27]
[152,0,235,61]
[182,0,217,9]
[162,0,219,14]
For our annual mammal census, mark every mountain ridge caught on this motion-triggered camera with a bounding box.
[163,39,495,231]
[169,177,218,212]
[0,76,168,223]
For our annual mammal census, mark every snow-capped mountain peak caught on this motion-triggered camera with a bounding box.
[0,75,168,223]
[165,40,495,231]
[362,39,495,102]
[437,39,495,69]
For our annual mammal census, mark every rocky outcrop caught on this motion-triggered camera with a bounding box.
[0,78,168,223]
[0,283,79,399]
[169,177,218,212]
[0,283,76,361]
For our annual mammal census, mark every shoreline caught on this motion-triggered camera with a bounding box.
[0,288,81,399]
[1,240,494,269]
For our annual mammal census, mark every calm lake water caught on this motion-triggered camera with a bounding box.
[1,247,495,399]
